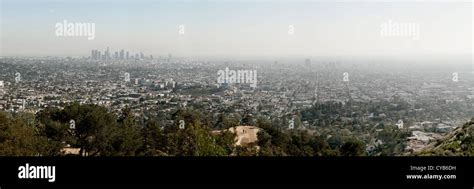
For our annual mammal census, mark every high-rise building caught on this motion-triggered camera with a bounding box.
[120,50,124,60]
[97,51,102,60]
[126,51,129,59]
[106,47,110,60]
[115,52,119,59]
[140,52,144,59]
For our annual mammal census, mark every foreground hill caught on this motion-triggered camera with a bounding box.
[416,119,474,156]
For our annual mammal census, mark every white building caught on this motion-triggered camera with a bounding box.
[396,119,404,129]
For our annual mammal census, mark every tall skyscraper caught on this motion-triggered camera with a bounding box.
[120,50,124,60]
[97,51,102,60]
[115,52,119,59]
[106,47,110,60]
[126,51,129,59]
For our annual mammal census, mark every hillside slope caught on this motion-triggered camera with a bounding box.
[416,119,474,156]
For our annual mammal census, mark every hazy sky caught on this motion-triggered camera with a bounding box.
[0,0,472,57]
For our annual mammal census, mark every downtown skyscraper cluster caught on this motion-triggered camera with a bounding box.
[91,47,153,61]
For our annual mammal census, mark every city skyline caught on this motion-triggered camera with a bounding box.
[90,47,153,60]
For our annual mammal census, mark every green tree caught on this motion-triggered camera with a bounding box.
[0,112,49,156]
[340,139,366,156]
[107,107,143,156]
[142,119,166,156]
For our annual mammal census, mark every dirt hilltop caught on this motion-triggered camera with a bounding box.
[228,126,260,146]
